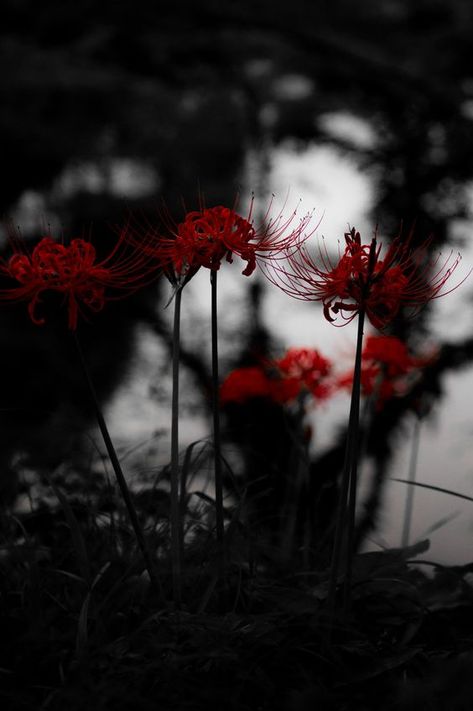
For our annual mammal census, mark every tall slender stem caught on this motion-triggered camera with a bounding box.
[280,399,307,567]
[343,308,366,609]
[72,331,162,599]
[210,270,225,580]
[171,287,183,606]
[401,413,422,548]
[327,308,365,616]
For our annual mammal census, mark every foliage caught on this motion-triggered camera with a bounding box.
[1,461,473,710]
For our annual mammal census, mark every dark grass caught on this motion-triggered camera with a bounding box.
[2,460,473,711]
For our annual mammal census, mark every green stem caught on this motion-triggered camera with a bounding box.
[210,270,225,581]
[72,331,162,599]
[327,308,365,616]
[401,413,422,548]
[171,287,183,606]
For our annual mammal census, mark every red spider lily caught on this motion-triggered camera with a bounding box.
[362,334,430,376]
[127,196,315,287]
[337,335,432,405]
[274,347,333,401]
[263,226,466,329]
[220,366,273,404]
[221,348,333,406]
[268,376,303,404]
[0,231,157,330]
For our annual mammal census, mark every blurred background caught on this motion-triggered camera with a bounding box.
[2,0,473,565]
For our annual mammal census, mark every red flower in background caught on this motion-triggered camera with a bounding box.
[263,226,465,329]
[220,348,333,406]
[361,335,428,377]
[267,376,302,404]
[337,335,432,406]
[220,366,273,404]
[274,347,333,402]
[127,196,315,287]
[0,231,156,329]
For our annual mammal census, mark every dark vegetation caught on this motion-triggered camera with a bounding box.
[2,1,473,708]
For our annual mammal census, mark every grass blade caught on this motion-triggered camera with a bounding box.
[46,473,91,585]
[392,478,473,503]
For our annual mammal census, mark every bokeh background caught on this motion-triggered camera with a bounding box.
[2,0,473,563]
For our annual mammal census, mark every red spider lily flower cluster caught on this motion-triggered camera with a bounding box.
[337,335,433,406]
[128,196,315,287]
[220,366,274,404]
[274,347,333,401]
[220,347,333,406]
[0,231,157,330]
[263,226,464,329]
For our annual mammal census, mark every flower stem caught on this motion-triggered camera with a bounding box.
[343,308,366,610]
[72,331,162,599]
[210,270,225,583]
[171,287,183,606]
[401,413,422,548]
[327,308,365,617]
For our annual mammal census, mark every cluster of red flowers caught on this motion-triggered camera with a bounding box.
[337,334,432,406]
[221,337,434,410]
[0,201,467,332]
[0,199,314,329]
[262,226,464,329]
[220,347,333,407]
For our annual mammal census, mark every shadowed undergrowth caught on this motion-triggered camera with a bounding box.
[1,458,473,711]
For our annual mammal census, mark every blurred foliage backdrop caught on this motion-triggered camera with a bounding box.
[2,0,473,546]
